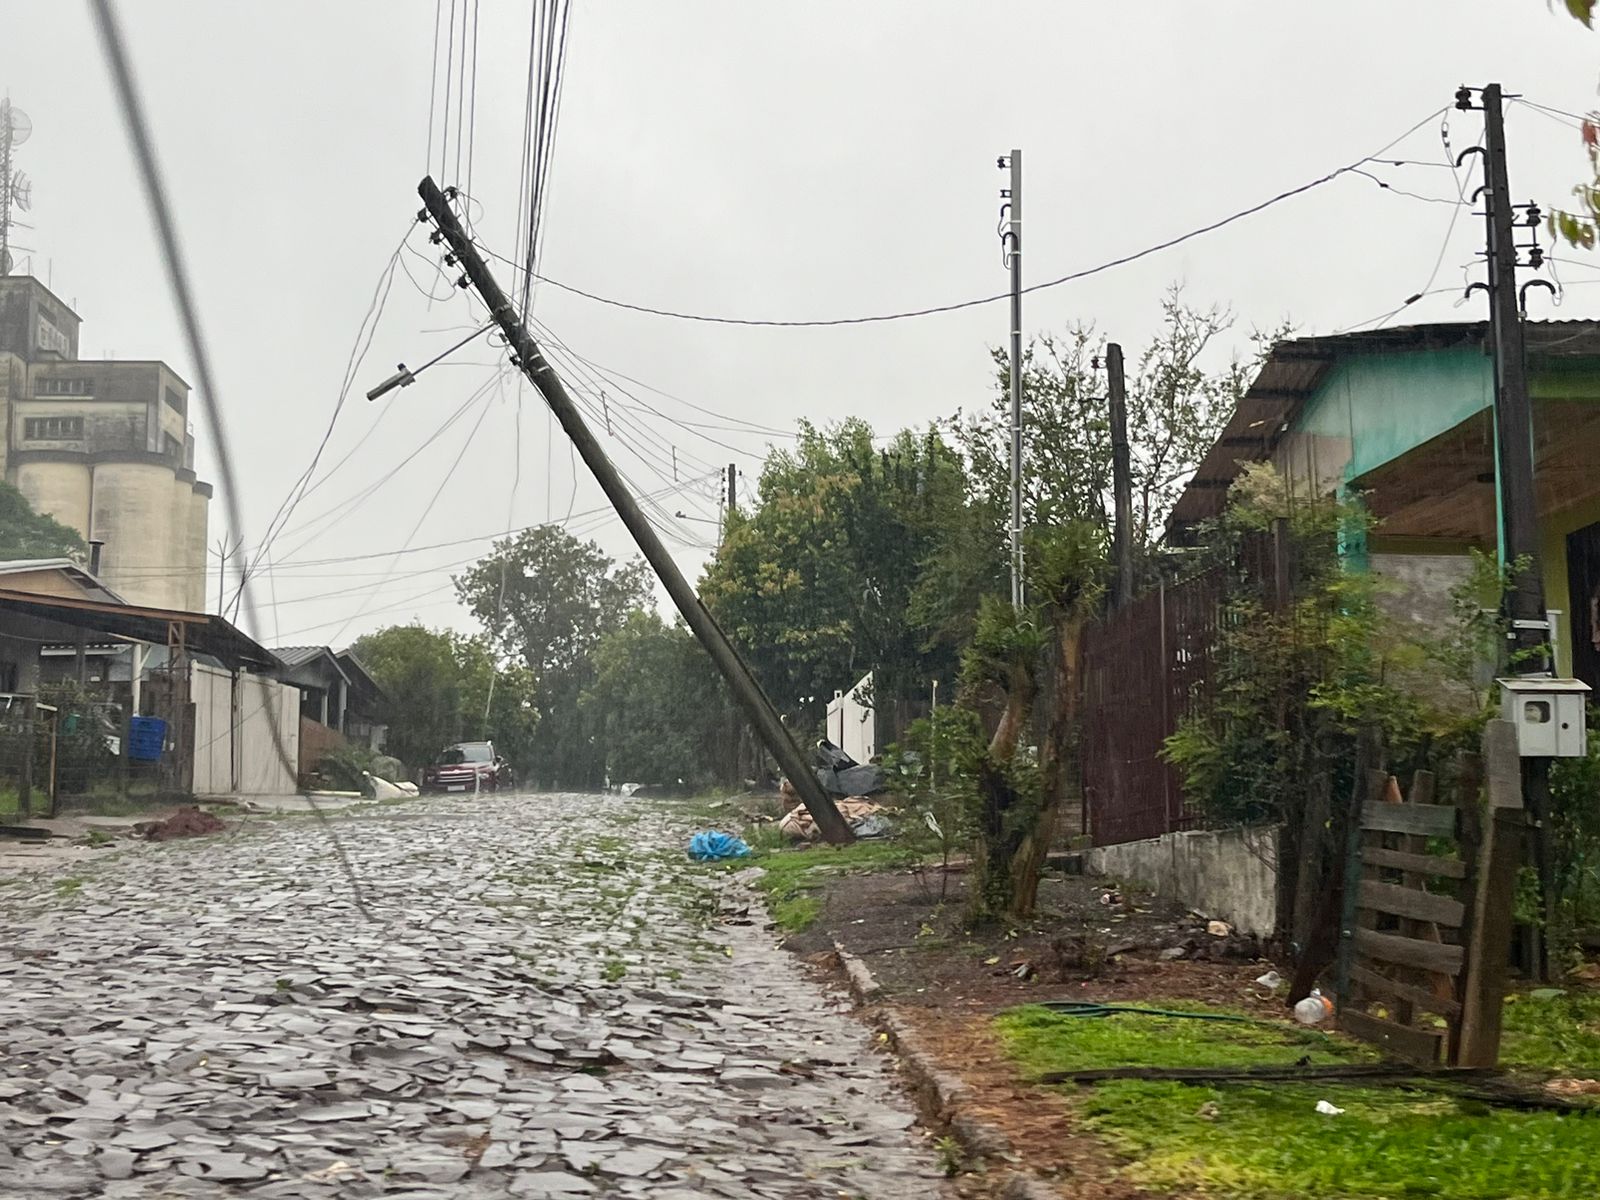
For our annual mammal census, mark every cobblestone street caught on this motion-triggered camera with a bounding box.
[0,795,947,1199]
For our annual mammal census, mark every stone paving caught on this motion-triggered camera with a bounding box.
[0,794,949,1198]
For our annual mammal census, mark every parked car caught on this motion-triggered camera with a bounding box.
[420,741,514,794]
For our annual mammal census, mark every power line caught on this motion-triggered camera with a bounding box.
[473,107,1448,329]
[89,0,375,920]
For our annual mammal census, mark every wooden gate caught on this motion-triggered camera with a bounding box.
[1336,720,1524,1067]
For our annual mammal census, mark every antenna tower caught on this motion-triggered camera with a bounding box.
[0,98,34,276]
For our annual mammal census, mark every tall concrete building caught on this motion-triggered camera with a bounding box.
[0,275,210,611]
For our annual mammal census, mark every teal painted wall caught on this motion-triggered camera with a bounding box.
[1294,347,1493,483]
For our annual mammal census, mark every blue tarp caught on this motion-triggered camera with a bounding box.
[687,830,752,861]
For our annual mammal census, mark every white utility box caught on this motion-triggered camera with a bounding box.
[1498,678,1591,758]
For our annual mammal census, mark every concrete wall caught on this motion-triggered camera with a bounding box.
[1083,825,1280,937]
[92,459,181,609]
[13,457,91,535]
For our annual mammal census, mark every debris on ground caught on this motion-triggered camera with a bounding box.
[1547,1078,1600,1097]
[363,772,420,800]
[134,806,225,841]
[1314,1099,1346,1115]
[778,795,888,842]
[1206,919,1232,937]
[812,740,887,797]
[686,829,752,861]
[1294,990,1334,1025]
[1254,970,1285,991]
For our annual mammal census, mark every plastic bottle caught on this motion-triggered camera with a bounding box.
[1293,989,1334,1025]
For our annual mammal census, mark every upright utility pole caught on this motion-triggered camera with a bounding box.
[1001,149,1024,610]
[726,463,737,517]
[1106,343,1134,609]
[417,178,853,844]
[1476,83,1548,668]
[1470,82,1556,977]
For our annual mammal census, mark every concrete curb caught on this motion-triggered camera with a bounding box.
[830,936,1062,1196]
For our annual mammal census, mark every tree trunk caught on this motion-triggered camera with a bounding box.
[1009,614,1081,917]
[967,659,1038,924]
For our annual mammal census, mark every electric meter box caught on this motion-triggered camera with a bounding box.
[1498,678,1591,758]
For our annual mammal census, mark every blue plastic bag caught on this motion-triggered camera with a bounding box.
[687,830,752,861]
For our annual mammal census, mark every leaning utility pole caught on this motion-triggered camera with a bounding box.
[1467,82,1556,975]
[416,178,853,844]
[1106,343,1134,609]
[1000,149,1024,610]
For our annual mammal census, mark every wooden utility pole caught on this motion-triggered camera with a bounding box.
[1471,82,1556,975]
[416,178,853,844]
[1106,343,1134,608]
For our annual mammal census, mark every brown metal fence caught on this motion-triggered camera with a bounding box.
[1080,566,1227,846]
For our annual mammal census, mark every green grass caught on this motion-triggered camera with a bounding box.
[746,838,920,934]
[1501,989,1600,1074]
[53,876,84,896]
[996,1003,1367,1075]
[1083,1079,1600,1199]
[996,1000,1600,1200]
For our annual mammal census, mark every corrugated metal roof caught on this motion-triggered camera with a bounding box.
[270,645,334,669]
[1166,319,1600,538]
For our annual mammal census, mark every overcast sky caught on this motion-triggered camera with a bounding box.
[5,1,1600,649]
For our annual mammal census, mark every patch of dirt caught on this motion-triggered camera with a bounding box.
[811,866,1281,1016]
[915,1007,1145,1200]
[797,864,1291,1198]
[134,806,226,841]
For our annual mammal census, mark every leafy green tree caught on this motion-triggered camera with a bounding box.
[0,480,85,561]
[701,419,967,727]
[1542,2,1600,246]
[582,610,732,787]
[917,289,1255,920]
[456,526,651,788]
[348,624,467,771]
[346,625,538,776]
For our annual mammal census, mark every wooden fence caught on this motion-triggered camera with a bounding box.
[1336,720,1523,1067]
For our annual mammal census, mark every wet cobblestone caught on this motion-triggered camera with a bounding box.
[0,794,946,1198]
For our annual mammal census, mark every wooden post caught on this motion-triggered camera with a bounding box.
[117,709,132,800]
[16,701,34,821]
[1458,720,1525,1069]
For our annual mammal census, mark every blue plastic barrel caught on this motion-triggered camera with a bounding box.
[128,715,167,762]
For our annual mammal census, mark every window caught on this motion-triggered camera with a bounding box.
[163,432,182,461]
[23,416,84,440]
[33,378,92,397]
[163,386,185,414]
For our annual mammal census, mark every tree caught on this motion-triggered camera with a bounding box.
[1546,2,1600,246]
[348,624,469,771]
[701,419,968,729]
[582,610,733,787]
[0,481,85,561]
[349,624,541,776]
[923,289,1257,921]
[456,526,652,788]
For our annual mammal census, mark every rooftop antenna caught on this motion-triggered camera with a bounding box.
[1,98,34,276]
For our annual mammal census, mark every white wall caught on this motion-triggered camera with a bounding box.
[190,664,298,796]
[825,670,876,764]
[191,662,233,795]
